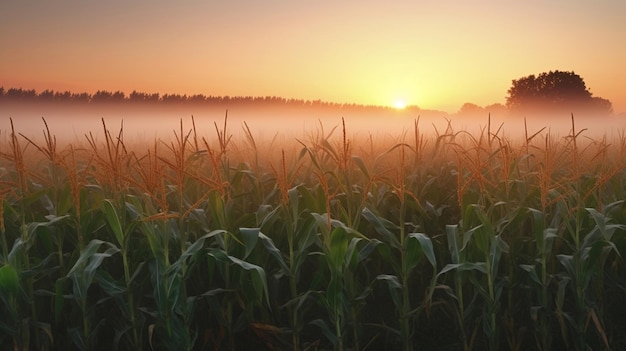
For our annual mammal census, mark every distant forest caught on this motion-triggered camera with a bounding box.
[0,86,419,113]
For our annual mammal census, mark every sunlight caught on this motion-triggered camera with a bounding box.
[393,99,407,110]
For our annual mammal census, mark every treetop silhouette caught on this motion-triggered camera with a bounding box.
[506,70,612,113]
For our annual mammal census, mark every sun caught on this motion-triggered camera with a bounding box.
[393,99,407,110]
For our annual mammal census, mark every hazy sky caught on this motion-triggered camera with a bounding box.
[2,1,625,112]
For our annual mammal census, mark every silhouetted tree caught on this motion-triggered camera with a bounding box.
[72,92,90,103]
[129,90,144,101]
[484,103,507,115]
[112,90,125,101]
[161,93,187,103]
[506,70,612,113]
[55,91,72,101]
[91,90,114,102]
[130,90,155,102]
[39,89,55,101]
[6,88,37,100]
[459,102,483,115]
[591,96,612,113]
[189,94,206,103]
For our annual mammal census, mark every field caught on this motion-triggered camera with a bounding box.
[1,115,626,350]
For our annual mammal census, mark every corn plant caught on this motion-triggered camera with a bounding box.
[100,199,143,349]
[519,208,558,350]
[554,201,625,350]
[310,211,380,351]
[435,224,482,350]
[259,158,318,350]
[459,203,510,351]
[361,144,437,351]
[66,239,119,350]
[0,118,54,350]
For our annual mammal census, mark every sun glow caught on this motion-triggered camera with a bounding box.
[393,99,407,110]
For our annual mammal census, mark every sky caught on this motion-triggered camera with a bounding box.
[1,1,625,113]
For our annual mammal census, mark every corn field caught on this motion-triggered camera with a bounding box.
[1,115,626,350]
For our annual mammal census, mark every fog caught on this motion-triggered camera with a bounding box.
[2,102,625,151]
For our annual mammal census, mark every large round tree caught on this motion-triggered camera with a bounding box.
[506,70,612,113]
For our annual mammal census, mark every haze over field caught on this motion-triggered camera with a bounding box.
[2,101,624,149]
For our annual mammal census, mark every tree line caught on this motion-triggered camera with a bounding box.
[0,86,398,112]
[1,70,614,115]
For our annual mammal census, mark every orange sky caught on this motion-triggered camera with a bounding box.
[2,1,625,113]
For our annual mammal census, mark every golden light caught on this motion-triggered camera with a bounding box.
[393,99,407,110]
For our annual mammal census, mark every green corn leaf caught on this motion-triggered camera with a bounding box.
[113,325,133,351]
[7,238,26,267]
[543,228,558,255]
[149,260,167,311]
[471,205,495,236]
[328,227,349,273]
[357,238,382,263]
[377,274,402,309]
[296,216,318,251]
[258,231,289,273]
[124,198,142,220]
[199,287,236,297]
[582,227,603,251]
[256,204,276,227]
[408,233,437,269]
[67,239,120,304]
[583,244,613,289]
[586,207,626,242]
[128,262,146,286]
[519,264,541,285]
[239,227,260,260]
[165,273,182,308]
[355,286,373,301]
[437,262,487,279]
[326,276,345,312]
[95,269,125,297]
[166,230,227,277]
[0,264,19,297]
[468,273,489,300]
[68,327,87,351]
[556,254,575,278]
[310,318,339,348]
[528,208,546,246]
[103,199,124,247]
[228,256,269,306]
[19,216,70,252]
[362,207,400,249]
[489,235,508,276]
[208,248,230,263]
[467,225,490,255]
[556,277,570,311]
[300,184,324,213]
[374,241,395,271]
[54,278,66,321]
[281,290,319,311]
[446,225,461,264]
[352,155,370,179]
